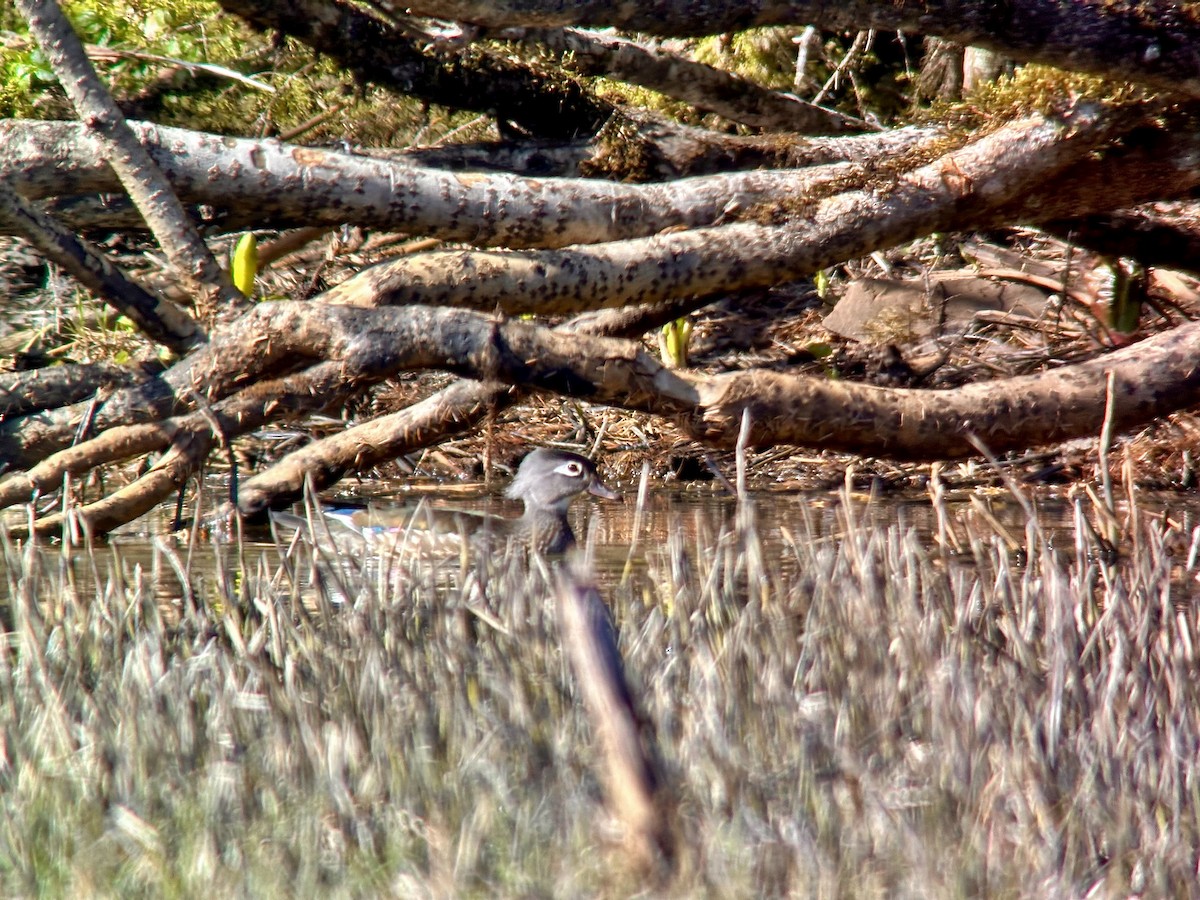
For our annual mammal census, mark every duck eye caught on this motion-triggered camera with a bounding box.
[557,461,584,477]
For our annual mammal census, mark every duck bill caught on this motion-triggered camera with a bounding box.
[588,481,622,502]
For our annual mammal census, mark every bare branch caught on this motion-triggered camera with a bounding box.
[505,26,868,134]
[388,0,1200,99]
[180,303,1200,459]
[0,182,202,353]
[13,0,241,323]
[34,298,1200,471]
[0,117,942,235]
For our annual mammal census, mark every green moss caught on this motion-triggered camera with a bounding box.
[692,27,802,92]
[0,1,456,147]
[1,0,257,118]
[577,112,658,182]
[923,63,1153,130]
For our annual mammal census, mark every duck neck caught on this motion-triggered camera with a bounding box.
[520,506,575,555]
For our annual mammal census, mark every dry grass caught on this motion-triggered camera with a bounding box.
[1,483,1199,897]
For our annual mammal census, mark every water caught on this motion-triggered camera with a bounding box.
[47,478,1200,615]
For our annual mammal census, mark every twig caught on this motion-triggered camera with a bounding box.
[813,30,871,106]
[0,181,201,353]
[85,45,277,93]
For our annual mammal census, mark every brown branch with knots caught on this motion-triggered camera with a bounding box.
[3,101,1200,535]
[7,289,1200,537]
[0,299,704,537]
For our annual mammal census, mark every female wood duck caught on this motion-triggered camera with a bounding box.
[321,448,621,556]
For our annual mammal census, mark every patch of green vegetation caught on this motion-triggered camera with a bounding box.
[692,27,911,123]
[1,0,252,118]
[692,27,801,92]
[924,62,1152,131]
[591,75,698,123]
[0,1,451,147]
[659,316,693,368]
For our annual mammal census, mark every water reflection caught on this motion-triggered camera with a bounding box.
[31,483,1194,613]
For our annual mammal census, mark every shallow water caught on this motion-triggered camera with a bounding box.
[61,479,1200,612]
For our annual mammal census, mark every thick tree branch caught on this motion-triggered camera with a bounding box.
[0,363,156,422]
[216,0,611,140]
[326,106,1152,316]
[169,304,1200,458]
[0,119,897,249]
[388,0,1200,100]
[13,0,240,324]
[0,117,944,237]
[6,272,1200,530]
[0,298,699,525]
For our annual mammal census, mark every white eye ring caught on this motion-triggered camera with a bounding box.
[556,461,584,477]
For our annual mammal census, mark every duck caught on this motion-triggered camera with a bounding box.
[317,447,621,556]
